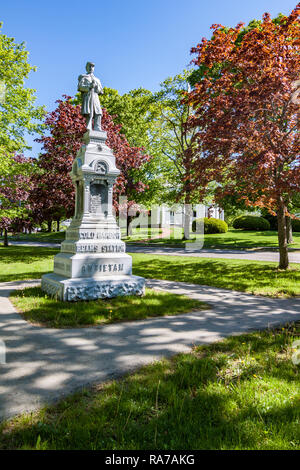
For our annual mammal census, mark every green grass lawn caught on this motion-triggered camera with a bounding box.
[0,246,299,296]
[0,246,58,282]
[3,228,300,249]
[10,287,208,328]
[1,322,299,450]
[132,254,300,297]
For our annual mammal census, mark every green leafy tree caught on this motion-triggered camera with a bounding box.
[101,87,165,206]
[151,70,202,238]
[101,87,154,148]
[0,23,45,168]
[74,86,165,208]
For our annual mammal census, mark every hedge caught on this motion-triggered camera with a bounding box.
[192,217,228,234]
[292,218,300,232]
[232,215,270,231]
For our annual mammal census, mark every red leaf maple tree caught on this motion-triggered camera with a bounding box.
[187,5,300,269]
[0,154,34,245]
[32,96,151,230]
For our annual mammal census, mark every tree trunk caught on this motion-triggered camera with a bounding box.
[277,202,289,269]
[3,229,8,247]
[182,197,192,240]
[56,219,60,232]
[127,216,133,236]
[47,220,52,232]
[286,216,293,244]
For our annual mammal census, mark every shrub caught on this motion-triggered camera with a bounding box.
[260,211,300,232]
[192,217,228,234]
[260,212,278,230]
[292,218,300,232]
[232,216,270,231]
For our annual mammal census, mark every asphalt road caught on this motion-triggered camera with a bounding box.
[9,241,300,263]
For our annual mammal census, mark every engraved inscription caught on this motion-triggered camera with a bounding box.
[90,182,102,213]
[81,263,124,274]
[76,244,125,253]
[79,231,120,240]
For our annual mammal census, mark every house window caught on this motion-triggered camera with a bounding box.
[193,210,197,218]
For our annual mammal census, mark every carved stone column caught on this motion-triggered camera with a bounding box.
[41,129,145,301]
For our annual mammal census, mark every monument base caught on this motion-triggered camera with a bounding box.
[41,272,146,302]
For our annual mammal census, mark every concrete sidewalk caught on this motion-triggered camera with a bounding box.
[0,279,299,421]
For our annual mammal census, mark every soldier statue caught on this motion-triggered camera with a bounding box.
[78,61,103,131]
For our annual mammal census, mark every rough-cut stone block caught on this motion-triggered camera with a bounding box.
[41,273,145,301]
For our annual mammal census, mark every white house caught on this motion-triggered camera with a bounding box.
[148,204,224,228]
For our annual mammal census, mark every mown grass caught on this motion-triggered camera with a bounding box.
[1,323,299,450]
[0,246,58,282]
[131,254,300,297]
[0,246,299,297]
[10,287,208,328]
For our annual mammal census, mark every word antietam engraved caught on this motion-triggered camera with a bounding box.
[81,263,124,274]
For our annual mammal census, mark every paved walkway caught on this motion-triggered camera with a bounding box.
[9,241,300,263]
[0,279,299,421]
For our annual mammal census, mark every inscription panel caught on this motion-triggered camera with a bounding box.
[66,230,120,240]
[76,244,125,253]
[81,263,124,275]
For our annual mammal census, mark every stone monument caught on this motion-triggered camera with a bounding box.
[41,62,146,301]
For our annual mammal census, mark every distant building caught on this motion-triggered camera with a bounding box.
[148,204,224,228]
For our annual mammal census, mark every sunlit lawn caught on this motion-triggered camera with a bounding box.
[132,254,300,297]
[0,246,299,297]
[10,287,208,328]
[1,323,299,450]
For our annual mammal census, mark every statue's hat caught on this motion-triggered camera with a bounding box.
[86,61,95,69]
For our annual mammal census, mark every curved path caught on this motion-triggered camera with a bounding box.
[0,279,299,421]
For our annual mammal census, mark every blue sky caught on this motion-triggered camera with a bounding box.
[0,0,297,157]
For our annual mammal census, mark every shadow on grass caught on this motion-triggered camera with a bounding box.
[0,246,58,282]
[1,323,299,450]
[10,287,208,328]
[0,246,58,264]
[132,256,300,296]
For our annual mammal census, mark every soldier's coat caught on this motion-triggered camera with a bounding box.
[78,73,103,115]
